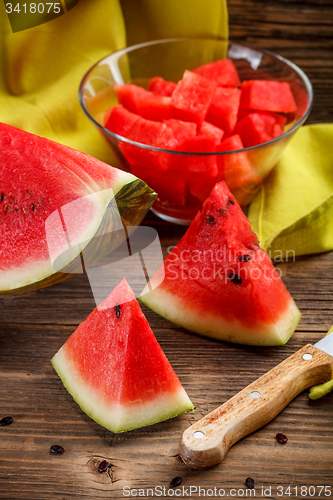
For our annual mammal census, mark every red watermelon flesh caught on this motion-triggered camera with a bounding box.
[140,182,301,345]
[188,179,217,203]
[206,87,241,134]
[170,70,216,126]
[163,119,197,144]
[51,278,194,433]
[134,92,173,121]
[120,117,178,171]
[177,136,218,177]
[217,134,254,186]
[240,80,297,113]
[0,122,139,292]
[148,76,177,97]
[114,84,147,113]
[235,112,284,148]
[193,58,241,88]
[131,164,187,207]
[104,105,140,136]
[217,135,261,205]
[198,121,224,144]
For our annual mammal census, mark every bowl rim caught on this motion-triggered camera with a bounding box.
[78,37,313,156]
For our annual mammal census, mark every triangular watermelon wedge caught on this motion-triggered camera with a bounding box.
[140,182,301,346]
[51,279,194,433]
[0,123,156,294]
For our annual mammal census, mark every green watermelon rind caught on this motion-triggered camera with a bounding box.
[140,284,302,346]
[0,177,156,295]
[51,347,194,433]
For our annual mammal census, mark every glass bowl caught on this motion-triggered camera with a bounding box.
[79,38,313,225]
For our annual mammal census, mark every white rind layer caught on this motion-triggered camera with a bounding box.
[140,285,301,346]
[51,347,194,433]
[0,171,136,292]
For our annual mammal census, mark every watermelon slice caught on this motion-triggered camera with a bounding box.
[0,123,156,294]
[140,182,301,346]
[51,278,194,433]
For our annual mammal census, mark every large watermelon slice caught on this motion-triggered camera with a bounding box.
[140,182,301,346]
[51,278,194,433]
[0,123,156,294]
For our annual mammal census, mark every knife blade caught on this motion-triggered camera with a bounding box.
[179,334,333,469]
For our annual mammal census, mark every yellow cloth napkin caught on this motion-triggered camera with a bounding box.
[309,326,333,400]
[248,124,333,259]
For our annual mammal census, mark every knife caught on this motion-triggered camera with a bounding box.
[179,335,333,469]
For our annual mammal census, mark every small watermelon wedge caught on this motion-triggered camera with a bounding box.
[140,182,301,346]
[51,278,194,433]
[0,123,156,294]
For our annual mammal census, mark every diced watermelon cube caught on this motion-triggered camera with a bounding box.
[188,179,216,203]
[104,105,140,136]
[199,121,224,144]
[148,76,177,97]
[218,134,245,153]
[114,84,172,121]
[216,135,256,193]
[135,92,173,121]
[206,87,241,134]
[288,80,310,117]
[131,164,187,206]
[235,112,284,147]
[240,80,297,113]
[170,70,216,126]
[163,119,197,145]
[114,84,147,113]
[193,58,241,87]
[120,117,177,171]
[177,135,218,177]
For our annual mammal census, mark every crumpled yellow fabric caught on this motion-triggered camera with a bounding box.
[309,326,333,400]
[248,124,333,260]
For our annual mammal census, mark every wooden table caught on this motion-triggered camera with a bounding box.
[1,1,332,498]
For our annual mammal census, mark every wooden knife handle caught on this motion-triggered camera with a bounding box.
[179,344,333,469]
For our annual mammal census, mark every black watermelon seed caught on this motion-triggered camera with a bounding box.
[169,477,182,488]
[276,432,288,444]
[14,208,18,212]
[114,304,121,318]
[228,273,242,285]
[245,477,255,489]
[0,416,13,426]
[205,215,215,225]
[218,208,227,216]
[228,197,235,205]
[31,204,35,211]
[238,254,252,262]
[0,193,3,202]
[98,460,109,473]
[50,445,65,454]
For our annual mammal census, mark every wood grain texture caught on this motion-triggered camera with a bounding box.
[1,1,333,498]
